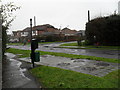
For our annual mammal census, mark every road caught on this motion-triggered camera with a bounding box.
[8,41,119,59]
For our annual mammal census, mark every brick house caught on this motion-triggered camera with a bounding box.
[12,30,22,42]
[61,28,78,41]
[12,24,79,42]
[61,28,77,36]
[33,24,61,41]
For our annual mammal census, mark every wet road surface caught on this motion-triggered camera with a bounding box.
[8,42,120,59]
[2,53,41,88]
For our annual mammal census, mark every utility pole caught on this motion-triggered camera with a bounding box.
[88,10,90,22]
[30,19,35,68]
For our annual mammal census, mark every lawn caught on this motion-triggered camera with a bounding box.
[30,65,119,88]
[6,48,119,63]
[60,43,78,46]
[60,43,120,50]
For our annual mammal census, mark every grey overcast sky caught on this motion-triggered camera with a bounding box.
[2,0,120,34]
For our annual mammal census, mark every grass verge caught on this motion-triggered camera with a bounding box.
[60,43,120,50]
[29,65,119,88]
[6,48,119,63]
[60,43,78,46]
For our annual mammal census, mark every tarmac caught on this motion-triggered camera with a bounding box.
[2,53,41,88]
[8,44,120,59]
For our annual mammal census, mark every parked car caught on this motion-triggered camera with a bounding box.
[9,39,19,43]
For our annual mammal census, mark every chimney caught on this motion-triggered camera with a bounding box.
[34,16,36,26]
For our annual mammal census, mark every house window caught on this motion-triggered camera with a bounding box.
[33,31,36,34]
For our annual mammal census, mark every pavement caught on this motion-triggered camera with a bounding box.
[2,53,41,88]
[18,54,119,77]
[0,57,1,89]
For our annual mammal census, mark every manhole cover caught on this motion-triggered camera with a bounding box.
[81,67,97,71]
[95,62,109,66]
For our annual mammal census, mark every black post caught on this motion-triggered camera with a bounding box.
[30,19,34,68]
[88,10,90,22]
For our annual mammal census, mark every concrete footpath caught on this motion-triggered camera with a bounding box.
[2,53,41,88]
[16,53,119,77]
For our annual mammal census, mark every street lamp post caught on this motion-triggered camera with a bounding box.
[30,19,32,43]
[30,19,35,68]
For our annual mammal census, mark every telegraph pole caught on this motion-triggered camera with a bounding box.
[88,10,90,22]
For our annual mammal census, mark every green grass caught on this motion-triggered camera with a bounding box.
[60,43,120,50]
[6,48,31,58]
[60,43,78,46]
[30,65,119,88]
[6,48,119,63]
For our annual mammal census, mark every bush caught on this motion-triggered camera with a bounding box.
[85,15,120,46]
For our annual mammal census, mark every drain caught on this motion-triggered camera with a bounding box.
[95,62,109,66]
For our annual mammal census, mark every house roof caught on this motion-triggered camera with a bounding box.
[32,24,55,31]
[62,27,70,30]
[23,27,30,32]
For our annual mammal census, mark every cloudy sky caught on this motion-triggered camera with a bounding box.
[2,0,120,34]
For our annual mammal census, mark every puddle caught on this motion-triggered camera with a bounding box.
[19,68,30,81]
[72,60,85,62]
[5,53,16,59]
[81,67,97,71]
[6,53,31,81]
[95,62,110,66]
[42,55,53,58]
[57,63,71,66]
[13,59,30,81]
